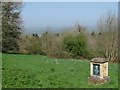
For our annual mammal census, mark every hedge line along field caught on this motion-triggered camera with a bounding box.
[2,54,118,88]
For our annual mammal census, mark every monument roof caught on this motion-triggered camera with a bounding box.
[91,57,108,63]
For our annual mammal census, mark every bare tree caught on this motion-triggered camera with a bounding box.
[96,11,118,62]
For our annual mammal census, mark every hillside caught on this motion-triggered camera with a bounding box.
[2,54,118,88]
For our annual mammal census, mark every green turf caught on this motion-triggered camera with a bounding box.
[2,54,118,88]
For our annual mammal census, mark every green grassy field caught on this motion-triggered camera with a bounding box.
[2,54,118,88]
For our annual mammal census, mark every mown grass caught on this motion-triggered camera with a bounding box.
[2,54,118,88]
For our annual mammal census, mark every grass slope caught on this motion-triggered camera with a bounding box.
[2,54,118,88]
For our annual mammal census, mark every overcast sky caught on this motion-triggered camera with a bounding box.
[21,2,118,34]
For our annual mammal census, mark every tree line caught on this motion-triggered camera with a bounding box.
[2,2,118,62]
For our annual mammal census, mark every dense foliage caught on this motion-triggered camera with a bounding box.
[63,34,88,59]
[2,2,23,53]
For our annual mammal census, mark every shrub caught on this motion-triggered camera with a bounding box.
[18,35,45,55]
[63,34,88,59]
